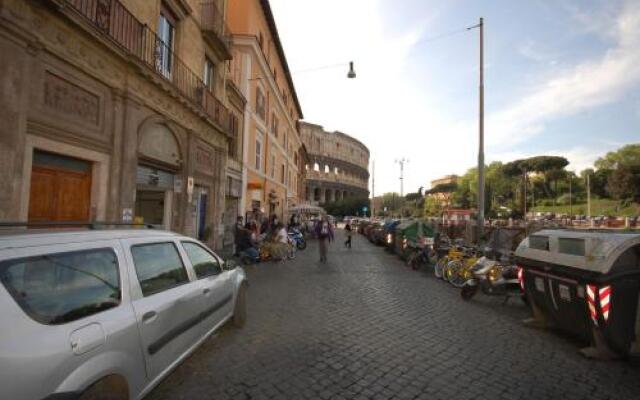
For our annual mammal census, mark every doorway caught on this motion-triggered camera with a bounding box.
[28,150,92,222]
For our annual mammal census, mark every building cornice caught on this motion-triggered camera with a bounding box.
[258,0,303,119]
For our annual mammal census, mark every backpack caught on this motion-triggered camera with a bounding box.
[320,222,329,238]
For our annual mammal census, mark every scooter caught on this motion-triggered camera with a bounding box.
[407,244,434,270]
[460,256,523,302]
[288,228,307,250]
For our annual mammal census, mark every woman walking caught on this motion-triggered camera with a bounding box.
[315,216,334,263]
[344,222,352,249]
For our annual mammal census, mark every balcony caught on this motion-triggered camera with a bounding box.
[63,0,230,134]
[200,1,232,60]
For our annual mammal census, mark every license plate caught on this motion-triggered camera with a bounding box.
[535,277,545,292]
[558,284,571,301]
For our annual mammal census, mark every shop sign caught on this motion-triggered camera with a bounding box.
[174,177,183,193]
[122,208,133,222]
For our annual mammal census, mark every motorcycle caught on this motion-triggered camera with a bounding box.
[407,244,435,270]
[288,228,307,250]
[460,256,523,302]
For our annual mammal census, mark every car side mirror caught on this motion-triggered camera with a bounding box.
[223,259,238,271]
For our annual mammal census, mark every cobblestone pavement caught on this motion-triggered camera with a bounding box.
[148,230,640,400]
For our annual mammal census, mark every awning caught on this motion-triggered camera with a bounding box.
[288,205,326,215]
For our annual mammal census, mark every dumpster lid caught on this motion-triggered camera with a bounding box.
[515,229,640,274]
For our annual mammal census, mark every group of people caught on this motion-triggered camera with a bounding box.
[234,213,353,264]
[234,214,290,261]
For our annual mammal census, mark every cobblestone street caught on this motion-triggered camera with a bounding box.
[148,230,640,400]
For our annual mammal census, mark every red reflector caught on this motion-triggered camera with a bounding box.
[586,284,598,325]
[599,286,611,322]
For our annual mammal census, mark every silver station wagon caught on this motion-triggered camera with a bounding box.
[0,228,248,400]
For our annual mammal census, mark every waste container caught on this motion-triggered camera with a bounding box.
[393,221,437,260]
[515,229,640,358]
[383,220,401,252]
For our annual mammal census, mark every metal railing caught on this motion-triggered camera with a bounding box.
[200,1,232,50]
[65,0,230,132]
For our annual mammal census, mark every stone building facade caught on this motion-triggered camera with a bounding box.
[227,0,305,222]
[0,0,236,250]
[299,122,369,205]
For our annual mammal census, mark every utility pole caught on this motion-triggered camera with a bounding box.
[587,173,591,219]
[395,158,408,197]
[523,168,527,220]
[569,175,572,219]
[469,17,484,241]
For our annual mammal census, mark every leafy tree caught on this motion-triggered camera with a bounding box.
[606,166,639,200]
[581,168,611,198]
[595,144,640,170]
[323,197,370,217]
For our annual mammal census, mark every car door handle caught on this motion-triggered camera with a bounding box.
[203,288,211,295]
[142,311,157,323]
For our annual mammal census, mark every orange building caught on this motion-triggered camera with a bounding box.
[227,0,304,222]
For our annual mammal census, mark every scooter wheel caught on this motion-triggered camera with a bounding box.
[296,241,307,250]
[461,284,479,300]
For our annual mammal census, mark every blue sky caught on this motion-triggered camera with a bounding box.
[270,0,640,194]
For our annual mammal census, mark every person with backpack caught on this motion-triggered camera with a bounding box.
[315,215,334,263]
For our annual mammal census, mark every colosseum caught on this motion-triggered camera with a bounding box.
[299,122,370,205]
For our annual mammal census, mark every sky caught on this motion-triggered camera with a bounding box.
[269,0,640,195]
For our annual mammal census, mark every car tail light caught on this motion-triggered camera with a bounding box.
[517,266,524,291]
[586,284,612,326]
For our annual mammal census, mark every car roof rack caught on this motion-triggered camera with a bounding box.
[0,221,158,230]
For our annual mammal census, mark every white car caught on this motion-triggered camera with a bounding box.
[0,228,248,400]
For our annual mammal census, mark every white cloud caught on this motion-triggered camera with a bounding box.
[270,0,640,195]
[488,1,640,150]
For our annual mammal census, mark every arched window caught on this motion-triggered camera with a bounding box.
[313,163,320,171]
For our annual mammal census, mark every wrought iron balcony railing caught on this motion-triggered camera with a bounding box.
[200,1,232,55]
[64,0,230,133]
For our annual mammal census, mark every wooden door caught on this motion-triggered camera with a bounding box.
[28,165,92,222]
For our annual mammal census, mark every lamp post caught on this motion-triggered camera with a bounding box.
[468,18,484,242]
[395,158,409,197]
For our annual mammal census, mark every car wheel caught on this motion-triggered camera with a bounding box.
[232,283,248,328]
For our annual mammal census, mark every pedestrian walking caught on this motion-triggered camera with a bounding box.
[315,216,334,263]
[344,222,352,249]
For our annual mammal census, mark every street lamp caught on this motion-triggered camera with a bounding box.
[293,61,357,79]
[468,18,485,243]
[347,61,356,78]
[395,158,409,197]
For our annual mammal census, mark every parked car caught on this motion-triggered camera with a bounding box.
[0,228,248,400]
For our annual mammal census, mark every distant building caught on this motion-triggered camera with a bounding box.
[299,122,369,205]
[428,175,459,205]
[430,175,458,188]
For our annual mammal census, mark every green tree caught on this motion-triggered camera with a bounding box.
[594,144,640,170]
[324,197,370,217]
[606,166,639,200]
